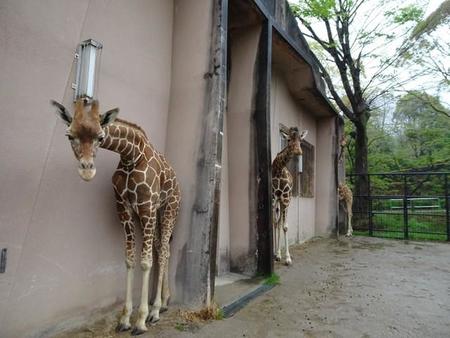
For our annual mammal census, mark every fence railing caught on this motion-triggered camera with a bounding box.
[347,172,450,241]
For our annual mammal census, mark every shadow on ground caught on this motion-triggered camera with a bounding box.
[51,236,450,338]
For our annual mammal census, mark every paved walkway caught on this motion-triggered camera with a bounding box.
[57,237,450,338]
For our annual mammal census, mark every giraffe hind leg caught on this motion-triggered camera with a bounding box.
[161,261,170,312]
[148,197,179,324]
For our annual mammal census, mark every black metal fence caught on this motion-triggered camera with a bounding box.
[348,172,450,241]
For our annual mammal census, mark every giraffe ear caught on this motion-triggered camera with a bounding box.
[300,130,308,140]
[51,100,72,126]
[100,108,119,127]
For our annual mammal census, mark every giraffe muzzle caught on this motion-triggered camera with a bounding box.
[78,160,96,181]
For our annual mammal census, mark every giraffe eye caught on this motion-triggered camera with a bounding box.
[67,135,74,141]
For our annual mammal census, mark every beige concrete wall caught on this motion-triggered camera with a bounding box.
[164,0,214,304]
[222,24,262,274]
[315,117,337,235]
[270,68,317,245]
[0,1,174,336]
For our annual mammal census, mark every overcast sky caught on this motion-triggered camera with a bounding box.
[294,0,449,107]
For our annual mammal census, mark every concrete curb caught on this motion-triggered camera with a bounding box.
[221,283,276,318]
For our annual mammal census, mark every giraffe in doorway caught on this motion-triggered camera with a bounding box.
[272,127,308,265]
[338,182,353,237]
[51,98,180,335]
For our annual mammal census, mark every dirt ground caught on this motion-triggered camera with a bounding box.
[54,236,450,338]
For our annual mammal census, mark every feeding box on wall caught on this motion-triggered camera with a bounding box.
[72,39,103,101]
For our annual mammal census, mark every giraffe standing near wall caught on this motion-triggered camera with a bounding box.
[338,182,353,237]
[272,127,308,265]
[51,98,180,335]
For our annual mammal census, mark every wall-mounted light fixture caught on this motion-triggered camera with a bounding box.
[72,39,103,101]
[298,155,303,173]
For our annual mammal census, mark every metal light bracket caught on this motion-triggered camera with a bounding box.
[72,39,103,102]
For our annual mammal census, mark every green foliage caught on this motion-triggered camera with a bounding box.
[411,0,450,39]
[392,92,450,171]
[354,212,447,241]
[263,273,280,286]
[215,308,225,320]
[385,5,424,24]
[290,0,336,20]
[175,323,189,331]
[344,91,450,178]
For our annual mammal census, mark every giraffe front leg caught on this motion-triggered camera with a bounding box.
[282,209,292,266]
[273,200,282,261]
[346,209,353,237]
[132,207,156,336]
[275,225,282,261]
[115,205,136,332]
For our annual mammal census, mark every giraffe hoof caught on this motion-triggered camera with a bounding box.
[285,258,292,266]
[115,323,131,332]
[275,256,281,262]
[146,313,161,324]
[131,327,147,336]
[146,315,160,325]
[160,306,168,314]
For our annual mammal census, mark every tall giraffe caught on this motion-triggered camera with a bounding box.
[51,98,180,335]
[338,182,353,237]
[272,127,308,266]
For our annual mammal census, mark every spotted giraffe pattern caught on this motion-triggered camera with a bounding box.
[52,99,180,335]
[272,127,307,266]
[101,119,180,333]
[338,182,353,237]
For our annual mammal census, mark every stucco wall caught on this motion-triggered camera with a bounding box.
[0,1,174,336]
[217,24,262,275]
[315,117,337,236]
[270,68,317,245]
[164,0,214,305]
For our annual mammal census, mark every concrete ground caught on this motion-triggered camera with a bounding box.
[53,236,450,338]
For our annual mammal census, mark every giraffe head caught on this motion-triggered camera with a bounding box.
[287,127,308,157]
[51,98,119,181]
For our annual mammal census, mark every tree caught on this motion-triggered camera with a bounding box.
[289,0,424,214]
[403,1,450,113]
[392,91,450,171]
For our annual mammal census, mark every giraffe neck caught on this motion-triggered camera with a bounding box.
[273,146,293,175]
[100,119,150,166]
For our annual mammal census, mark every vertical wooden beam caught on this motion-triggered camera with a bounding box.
[445,174,449,241]
[208,0,228,301]
[184,0,228,306]
[254,19,273,276]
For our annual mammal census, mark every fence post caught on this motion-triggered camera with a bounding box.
[368,174,373,236]
[445,174,449,242]
[403,175,409,240]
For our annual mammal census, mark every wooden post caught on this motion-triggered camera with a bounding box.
[254,19,273,276]
[184,0,228,306]
[403,175,409,240]
[368,174,373,236]
[445,174,449,241]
